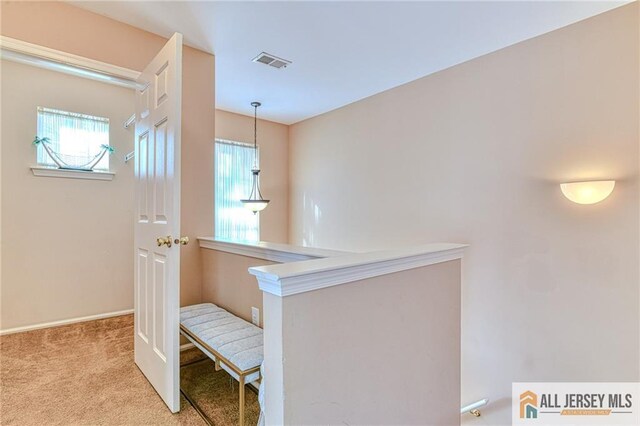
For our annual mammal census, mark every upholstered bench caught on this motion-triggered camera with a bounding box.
[180,303,263,425]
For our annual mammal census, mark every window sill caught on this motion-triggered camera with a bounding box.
[30,166,115,181]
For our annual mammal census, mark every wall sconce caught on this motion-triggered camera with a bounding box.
[560,180,615,205]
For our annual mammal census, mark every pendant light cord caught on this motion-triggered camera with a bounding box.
[253,103,258,169]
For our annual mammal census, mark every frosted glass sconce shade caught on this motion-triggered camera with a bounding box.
[560,180,615,205]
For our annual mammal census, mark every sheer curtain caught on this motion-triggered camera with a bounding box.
[214,140,259,242]
[36,107,110,170]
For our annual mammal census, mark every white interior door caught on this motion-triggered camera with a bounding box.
[134,32,183,413]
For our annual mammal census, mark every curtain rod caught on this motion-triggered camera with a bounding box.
[1,47,141,90]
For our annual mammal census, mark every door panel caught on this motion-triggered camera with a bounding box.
[154,120,168,223]
[153,253,167,359]
[137,249,149,342]
[137,132,149,222]
[134,32,183,413]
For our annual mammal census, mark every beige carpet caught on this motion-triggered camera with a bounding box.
[0,314,259,425]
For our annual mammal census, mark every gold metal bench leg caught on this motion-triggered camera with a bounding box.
[181,325,260,426]
[239,375,245,426]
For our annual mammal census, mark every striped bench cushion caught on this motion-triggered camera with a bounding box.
[180,303,263,382]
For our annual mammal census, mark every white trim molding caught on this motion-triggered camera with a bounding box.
[249,243,467,297]
[0,309,134,336]
[0,36,142,90]
[198,237,347,263]
[31,166,115,181]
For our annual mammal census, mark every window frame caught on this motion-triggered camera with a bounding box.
[35,106,111,172]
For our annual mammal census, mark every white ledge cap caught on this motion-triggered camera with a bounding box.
[198,237,348,263]
[249,243,467,297]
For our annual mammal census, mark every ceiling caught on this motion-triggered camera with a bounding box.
[70,1,629,125]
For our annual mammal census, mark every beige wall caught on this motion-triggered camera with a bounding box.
[1,61,135,329]
[264,260,461,425]
[288,4,639,424]
[215,109,289,243]
[1,1,215,325]
[180,47,215,307]
[0,1,165,72]
[201,249,276,324]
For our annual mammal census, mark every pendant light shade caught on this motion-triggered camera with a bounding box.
[241,102,270,214]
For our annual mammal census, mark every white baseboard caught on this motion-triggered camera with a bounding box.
[0,309,134,336]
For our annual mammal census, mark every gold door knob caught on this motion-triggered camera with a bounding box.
[156,236,172,247]
[174,236,189,246]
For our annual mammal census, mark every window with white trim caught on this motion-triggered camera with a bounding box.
[36,107,110,171]
[214,139,259,242]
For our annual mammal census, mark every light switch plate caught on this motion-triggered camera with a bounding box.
[251,307,260,327]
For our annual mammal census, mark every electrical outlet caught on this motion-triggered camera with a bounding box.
[251,307,260,327]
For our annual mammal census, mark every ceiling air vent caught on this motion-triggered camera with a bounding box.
[252,52,291,69]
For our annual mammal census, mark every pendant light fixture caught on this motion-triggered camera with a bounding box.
[241,102,270,214]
